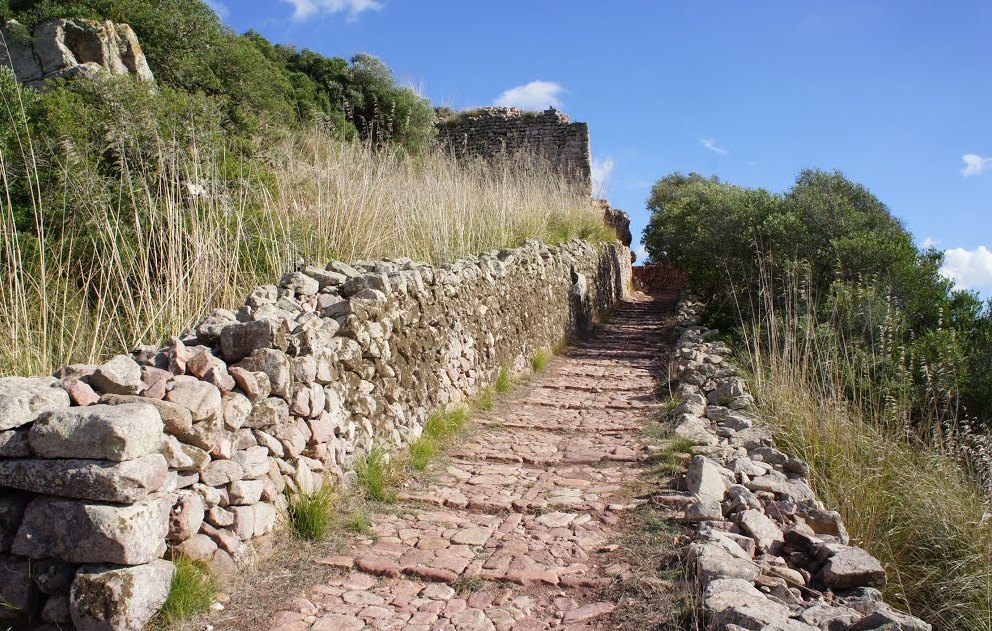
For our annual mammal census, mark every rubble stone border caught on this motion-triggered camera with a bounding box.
[0,238,630,630]
[665,296,931,631]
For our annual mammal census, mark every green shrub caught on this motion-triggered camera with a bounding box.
[156,556,218,624]
[355,446,398,503]
[287,484,334,540]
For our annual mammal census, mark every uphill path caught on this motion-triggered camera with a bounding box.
[213,293,677,631]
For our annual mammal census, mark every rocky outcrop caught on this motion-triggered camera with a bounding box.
[0,18,154,86]
[0,239,630,629]
[665,297,931,630]
[596,199,633,251]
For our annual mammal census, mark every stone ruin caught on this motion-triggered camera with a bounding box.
[436,107,593,196]
[0,239,631,629]
[0,18,154,86]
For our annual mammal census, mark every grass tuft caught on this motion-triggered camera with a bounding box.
[494,367,512,393]
[156,557,219,624]
[287,484,334,541]
[476,387,495,411]
[355,446,399,503]
[408,437,436,471]
[343,510,371,535]
[531,348,549,372]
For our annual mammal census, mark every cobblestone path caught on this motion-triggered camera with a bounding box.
[268,294,673,631]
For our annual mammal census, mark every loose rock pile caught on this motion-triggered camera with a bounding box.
[664,297,931,631]
[0,239,629,630]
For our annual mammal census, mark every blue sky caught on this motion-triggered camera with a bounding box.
[211,0,992,294]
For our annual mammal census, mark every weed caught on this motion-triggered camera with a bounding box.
[355,446,398,503]
[531,348,549,372]
[156,557,219,624]
[494,367,512,394]
[476,387,495,411]
[451,576,485,592]
[344,510,371,535]
[423,406,468,442]
[287,484,334,541]
[408,437,436,471]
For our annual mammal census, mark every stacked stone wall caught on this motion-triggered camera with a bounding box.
[436,108,593,196]
[0,238,630,630]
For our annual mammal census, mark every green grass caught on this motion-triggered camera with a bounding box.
[287,484,334,540]
[406,405,471,472]
[156,557,218,625]
[343,510,371,535]
[494,367,512,393]
[476,387,496,411]
[355,446,399,503]
[645,432,697,478]
[531,348,549,372]
[408,437,437,471]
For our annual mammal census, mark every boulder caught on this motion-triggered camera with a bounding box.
[29,403,163,461]
[0,494,29,553]
[0,375,70,431]
[237,349,292,398]
[0,428,31,457]
[165,376,222,422]
[13,496,169,564]
[0,454,167,503]
[848,603,932,631]
[686,455,727,503]
[99,394,192,436]
[221,319,281,363]
[817,545,886,590]
[89,355,144,396]
[690,542,760,584]
[70,560,174,631]
[167,491,205,543]
[738,509,784,554]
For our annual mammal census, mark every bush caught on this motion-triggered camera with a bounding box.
[287,484,334,540]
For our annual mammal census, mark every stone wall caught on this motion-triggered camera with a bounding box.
[436,108,593,196]
[666,297,932,630]
[1,18,154,86]
[0,238,630,629]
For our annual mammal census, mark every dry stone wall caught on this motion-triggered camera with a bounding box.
[436,108,593,196]
[666,297,931,631]
[0,238,629,630]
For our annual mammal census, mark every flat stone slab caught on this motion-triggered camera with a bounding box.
[29,403,163,461]
[0,376,70,431]
[451,427,646,466]
[0,453,167,503]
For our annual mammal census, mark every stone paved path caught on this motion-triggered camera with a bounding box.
[267,294,673,631]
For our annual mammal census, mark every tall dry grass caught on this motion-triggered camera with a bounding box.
[0,103,608,376]
[740,271,992,630]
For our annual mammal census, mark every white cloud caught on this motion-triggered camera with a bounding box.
[961,153,992,177]
[700,138,728,155]
[493,81,565,110]
[591,156,614,197]
[634,244,649,262]
[921,236,939,249]
[281,0,382,22]
[941,245,992,290]
[205,0,229,18]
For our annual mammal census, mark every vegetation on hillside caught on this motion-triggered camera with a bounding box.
[1,0,436,148]
[644,170,992,627]
[0,0,610,377]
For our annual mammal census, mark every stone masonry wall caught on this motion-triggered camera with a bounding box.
[0,238,630,630]
[436,108,593,196]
